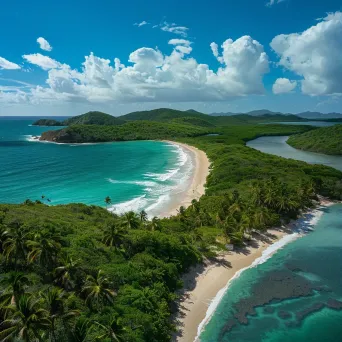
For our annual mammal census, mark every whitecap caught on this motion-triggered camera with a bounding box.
[107,178,157,188]
[24,135,41,142]
[108,195,148,215]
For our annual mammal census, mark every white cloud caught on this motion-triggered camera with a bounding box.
[271,12,342,96]
[37,37,52,51]
[272,78,297,94]
[134,21,149,27]
[266,0,286,6]
[5,35,269,105]
[210,42,219,59]
[22,53,62,70]
[160,22,189,37]
[168,39,191,46]
[0,57,21,70]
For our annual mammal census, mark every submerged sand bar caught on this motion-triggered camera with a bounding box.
[173,200,336,342]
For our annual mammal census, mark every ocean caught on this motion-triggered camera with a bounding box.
[199,204,342,341]
[0,117,193,217]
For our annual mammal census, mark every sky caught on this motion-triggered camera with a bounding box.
[0,0,342,116]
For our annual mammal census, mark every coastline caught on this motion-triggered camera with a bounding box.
[173,199,336,342]
[158,140,210,218]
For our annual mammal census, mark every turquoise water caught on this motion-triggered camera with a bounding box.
[247,136,342,171]
[0,118,193,216]
[200,204,342,341]
[200,136,342,341]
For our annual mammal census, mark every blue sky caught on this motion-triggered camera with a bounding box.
[0,0,341,116]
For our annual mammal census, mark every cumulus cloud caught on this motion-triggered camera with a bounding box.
[22,53,62,70]
[160,22,189,37]
[271,12,342,96]
[6,35,269,105]
[272,78,297,94]
[134,21,149,27]
[0,56,21,70]
[37,37,52,51]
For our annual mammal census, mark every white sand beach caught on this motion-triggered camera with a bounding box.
[173,199,336,342]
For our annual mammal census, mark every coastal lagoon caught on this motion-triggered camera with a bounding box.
[0,118,193,217]
[247,136,342,171]
[198,136,342,341]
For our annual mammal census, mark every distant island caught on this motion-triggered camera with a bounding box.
[33,118,65,126]
[287,124,342,155]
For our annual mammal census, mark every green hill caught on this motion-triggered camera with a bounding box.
[63,111,125,126]
[120,108,211,122]
[171,116,216,127]
[33,111,126,126]
[40,121,211,143]
[287,124,342,155]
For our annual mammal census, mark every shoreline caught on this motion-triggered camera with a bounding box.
[158,140,210,218]
[25,136,211,218]
[173,199,336,342]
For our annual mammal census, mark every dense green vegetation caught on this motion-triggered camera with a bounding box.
[2,109,342,341]
[120,108,304,126]
[64,112,126,126]
[288,124,342,155]
[33,112,126,127]
[32,119,64,126]
[40,121,211,143]
[0,203,201,341]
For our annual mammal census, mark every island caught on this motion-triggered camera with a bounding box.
[287,124,342,155]
[32,111,126,126]
[2,108,342,342]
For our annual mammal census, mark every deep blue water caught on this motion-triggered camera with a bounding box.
[0,118,193,216]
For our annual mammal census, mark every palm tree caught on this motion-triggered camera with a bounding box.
[42,287,79,341]
[2,225,29,268]
[82,270,115,310]
[0,294,51,342]
[54,254,81,290]
[190,199,200,214]
[177,206,186,216]
[122,211,140,230]
[105,196,112,208]
[139,210,148,223]
[70,317,93,342]
[148,217,162,231]
[102,223,125,250]
[27,231,61,269]
[252,207,271,230]
[0,271,31,306]
[190,229,204,244]
[94,315,124,342]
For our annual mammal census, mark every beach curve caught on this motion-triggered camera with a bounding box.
[173,200,336,342]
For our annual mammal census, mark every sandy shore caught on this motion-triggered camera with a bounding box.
[158,141,210,218]
[173,199,336,342]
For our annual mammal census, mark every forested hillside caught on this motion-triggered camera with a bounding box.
[288,125,342,155]
[40,121,211,143]
[33,111,126,127]
[2,110,342,341]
